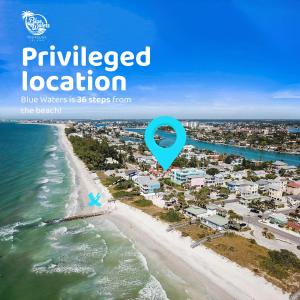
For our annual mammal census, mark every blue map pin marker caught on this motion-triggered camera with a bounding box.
[145,116,186,171]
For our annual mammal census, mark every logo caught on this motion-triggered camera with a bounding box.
[88,193,102,207]
[21,11,50,36]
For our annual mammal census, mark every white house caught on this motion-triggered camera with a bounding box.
[201,215,228,230]
[184,206,207,219]
[287,181,300,195]
[206,204,218,216]
[253,170,267,178]
[268,184,283,201]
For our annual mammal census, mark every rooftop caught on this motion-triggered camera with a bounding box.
[206,204,219,210]
[269,213,288,223]
[202,215,228,226]
[288,181,300,188]
[136,176,159,186]
[185,205,207,216]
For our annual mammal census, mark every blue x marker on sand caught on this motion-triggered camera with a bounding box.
[145,116,186,171]
[88,192,102,207]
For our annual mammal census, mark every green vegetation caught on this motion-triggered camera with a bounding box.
[173,156,189,168]
[112,190,140,198]
[206,168,220,176]
[248,199,275,212]
[262,228,275,239]
[179,224,215,239]
[134,199,153,207]
[205,234,300,293]
[265,173,277,180]
[114,180,134,190]
[261,249,300,280]
[160,209,182,222]
[192,187,210,206]
[160,178,184,190]
[69,136,123,170]
[99,174,122,186]
[65,126,76,135]
[228,210,243,221]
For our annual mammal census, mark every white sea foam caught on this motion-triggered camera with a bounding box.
[0,218,42,241]
[50,153,58,160]
[101,238,108,263]
[46,145,57,152]
[44,160,56,168]
[38,222,47,227]
[48,227,68,241]
[49,178,64,184]
[138,275,169,300]
[64,154,79,217]
[86,223,95,229]
[46,169,61,176]
[41,185,50,193]
[37,178,49,184]
[20,218,42,226]
[40,200,55,208]
[136,250,149,272]
[32,263,95,275]
[37,193,47,200]
[0,224,18,241]
[33,259,53,268]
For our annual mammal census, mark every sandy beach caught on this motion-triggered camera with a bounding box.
[56,124,289,300]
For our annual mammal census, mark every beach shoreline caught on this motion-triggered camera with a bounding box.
[55,123,289,300]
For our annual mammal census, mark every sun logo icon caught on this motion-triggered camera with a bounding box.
[21,11,50,36]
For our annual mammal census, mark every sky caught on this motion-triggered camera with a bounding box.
[0,0,300,119]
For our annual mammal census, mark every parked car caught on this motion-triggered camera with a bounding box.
[250,208,260,213]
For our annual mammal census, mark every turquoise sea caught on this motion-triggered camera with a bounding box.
[125,128,300,166]
[0,123,174,300]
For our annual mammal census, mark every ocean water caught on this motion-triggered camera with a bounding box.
[0,123,175,300]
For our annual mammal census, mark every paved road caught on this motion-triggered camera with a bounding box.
[261,207,297,218]
[245,214,300,244]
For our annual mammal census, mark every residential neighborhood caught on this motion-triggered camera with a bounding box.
[63,120,300,255]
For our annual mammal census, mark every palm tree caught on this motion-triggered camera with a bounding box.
[22,11,34,20]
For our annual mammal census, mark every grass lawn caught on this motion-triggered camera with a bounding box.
[179,224,215,240]
[123,198,164,218]
[205,233,300,293]
[134,199,153,207]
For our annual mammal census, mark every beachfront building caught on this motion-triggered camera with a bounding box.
[135,176,160,194]
[287,181,300,195]
[171,168,205,185]
[206,204,219,216]
[201,215,228,230]
[184,205,207,219]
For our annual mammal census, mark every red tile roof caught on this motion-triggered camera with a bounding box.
[288,181,300,188]
[287,221,300,233]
